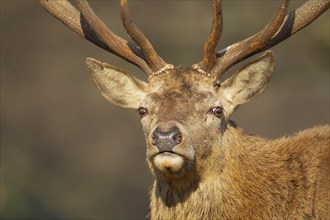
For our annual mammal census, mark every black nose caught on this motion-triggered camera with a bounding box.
[152,127,182,152]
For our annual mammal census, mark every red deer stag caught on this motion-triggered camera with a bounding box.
[39,0,329,219]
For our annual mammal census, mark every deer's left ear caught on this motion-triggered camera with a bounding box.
[219,51,274,113]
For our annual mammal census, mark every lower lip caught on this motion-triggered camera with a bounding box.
[158,151,177,156]
[153,153,184,172]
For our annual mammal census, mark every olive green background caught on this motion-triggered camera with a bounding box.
[1,1,329,219]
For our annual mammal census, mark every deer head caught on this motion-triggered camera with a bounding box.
[39,0,329,194]
[86,51,275,182]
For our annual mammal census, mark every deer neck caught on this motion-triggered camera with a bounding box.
[149,123,267,219]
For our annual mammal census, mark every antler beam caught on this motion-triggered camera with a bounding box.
[76,0,154,75]
[212,0,330,84]
[39,0,171,76]
[38,0,114,54]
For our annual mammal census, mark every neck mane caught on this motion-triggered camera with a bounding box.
[150,124,267,219]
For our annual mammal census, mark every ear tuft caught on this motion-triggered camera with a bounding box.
[86,57,104,72]
[262,50,275,63]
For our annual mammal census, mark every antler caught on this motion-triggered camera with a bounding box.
[197,0,330,85]
[120,0,167,71]
[201,0,223,72]
[39,0,171,76]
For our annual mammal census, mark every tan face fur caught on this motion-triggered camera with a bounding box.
[86,51,274,183]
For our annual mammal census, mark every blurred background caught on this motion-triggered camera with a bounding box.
[1,1,329,219]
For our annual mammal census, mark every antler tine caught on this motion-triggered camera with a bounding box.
[197,0,222,73]
[76,0,154,76]
[120,0,168,72]
[39,0,154,76]
[212,0,289,82]
[213,0,330,84]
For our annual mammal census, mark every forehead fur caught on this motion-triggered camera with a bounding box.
[144,68,218,122]
[148,68,215,94]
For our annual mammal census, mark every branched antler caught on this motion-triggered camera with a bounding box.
[39,0,171,76]
[195,0,329,85]
[39,0,329,81]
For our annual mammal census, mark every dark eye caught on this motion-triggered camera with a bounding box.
[137,107,148,117]
[212,107,223,118]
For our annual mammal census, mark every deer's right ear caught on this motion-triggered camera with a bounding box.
[86,58,148,109]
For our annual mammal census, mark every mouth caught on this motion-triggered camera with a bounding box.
[157,150,177,156]
[152,151,184,173]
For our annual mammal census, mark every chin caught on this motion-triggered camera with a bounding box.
[148,152,195,180]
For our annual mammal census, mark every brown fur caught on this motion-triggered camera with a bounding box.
[87,52,329,219]
[39,0,329,218]
[150,124,329,219]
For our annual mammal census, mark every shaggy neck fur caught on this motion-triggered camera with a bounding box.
[149,124,329,220]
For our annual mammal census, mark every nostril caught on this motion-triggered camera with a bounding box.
[173,133,182,144]
[171,128,182,144]
[152,136,157,146]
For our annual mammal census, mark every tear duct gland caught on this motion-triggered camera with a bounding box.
[39,0,330,219]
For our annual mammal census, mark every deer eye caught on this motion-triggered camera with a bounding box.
[211,107,223,118]
[137,107,148,117]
